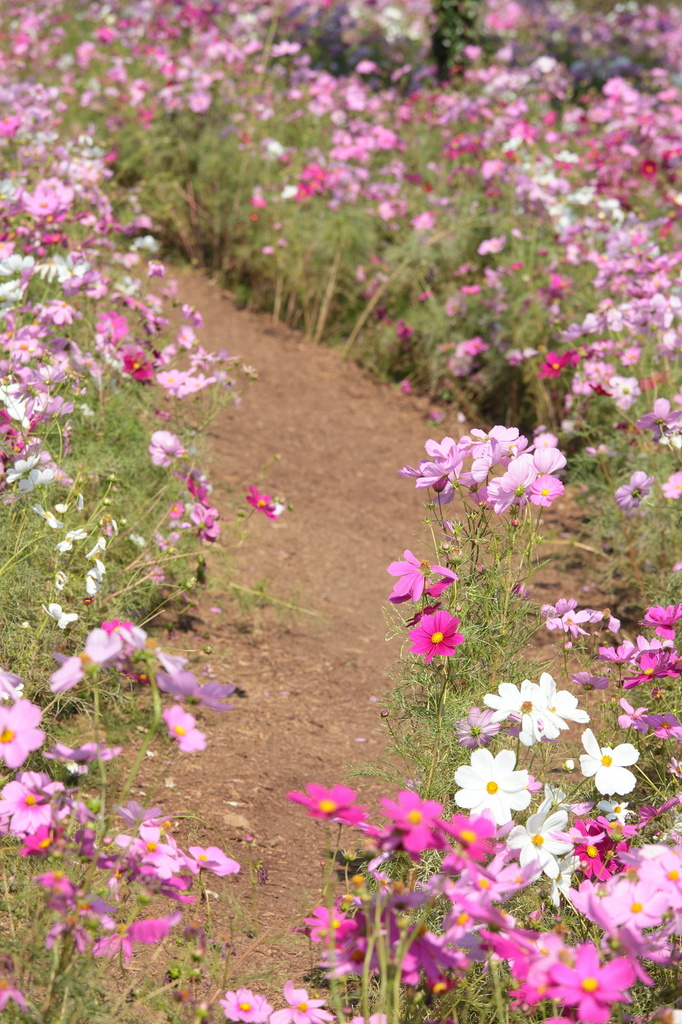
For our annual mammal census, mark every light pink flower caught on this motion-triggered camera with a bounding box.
[269,982,334,1024]
[163,705,206,753]
[188,845,240,876]
[149,430,186,467]
[0,700,45,767]
[220,988,272,1022]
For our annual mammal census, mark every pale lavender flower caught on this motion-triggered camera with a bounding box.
[614,471,655,510]
[455,707,500,748]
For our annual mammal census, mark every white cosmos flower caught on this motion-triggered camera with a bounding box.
[550,854,580,907]
[86,537,106,559]
[86,562,105,595]
[55,528,88,554]
[6,455,41,483]
[454,747,531,825]
[484,679,560,746]
[32,505,63,529]
[579,728,639,795]
[507,797,574,879]
[537,672,590,732]
[597,799,632,823]
[55,571,67,591]
[17,467,55,492]
[43,603,78,629]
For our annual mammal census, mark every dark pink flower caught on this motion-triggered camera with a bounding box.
[548,941,635,1023]
[387,549,457,603]
[246,485,283,519]
[409,610,464,663]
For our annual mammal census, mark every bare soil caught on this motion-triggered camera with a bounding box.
[131,269,603,991]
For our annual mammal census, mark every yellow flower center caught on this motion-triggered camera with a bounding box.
[239,1003,252,1012]
[297,1003,308,1012]
[541,487,549,496]
[459,828,477,844]
[601,755,613,767]
[486,781,499,794]
[198,855,208,861]
[521,701,533,714]
[477,878,490,889]
[586,845,599,859]
[631,902,643,913]
[0,727,15,743]
[146,842,157,852]
[668,870,680,881]
[431,631,444,644]
[456,912,469,925]
[532,834,544,846]
[406,810,423,825]
[174,725,186,736]
[25,795,36,806]
[581,977,599,993]
[318,798,337,814]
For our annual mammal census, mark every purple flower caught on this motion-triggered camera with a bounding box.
[156,671,234,711]
[455,707,500,748]
[614,471,655,510]
[636,397,682,440]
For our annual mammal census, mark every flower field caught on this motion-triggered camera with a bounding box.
[0,0,681,1021]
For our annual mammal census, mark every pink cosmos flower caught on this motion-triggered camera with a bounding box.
[439,811,496,863]
[220,988,273,1022]
[547,941,635,1022]
[663,471,682,499]
[477,235,506,255]
[409,610,464,663]
[162,705,206,753]
[0,699,45,767]
[0,979,26,1012]
[617,698,649,733]
[486,454,537,513]
[120,344,155,381]
[287,784,367,826]
[269,982,334,1024]
[188,845,240,876]
[386,549,457,603]
[0,771,64,835]
[538,350,580,378]
[246,486,283,519]
[642,603,682,639]
[378,790,445,859]
[149,430,186,467]
[529,474,564,507]
[93,912,182,962]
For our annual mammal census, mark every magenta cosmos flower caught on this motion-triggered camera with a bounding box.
[269,982,333,1024]
[220,988,273,1023]
[378,790,445,858]
[409,610,464,663]
[547,941,635,1023]
[0,699,45,767]
[162,705,206,753]
[287,783,367,825]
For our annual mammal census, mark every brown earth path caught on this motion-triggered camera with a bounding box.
[142,269,458,984]
[133,269,598,992]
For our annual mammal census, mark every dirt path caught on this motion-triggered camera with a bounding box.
[133,270,599,990]
[143,270,459,982]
